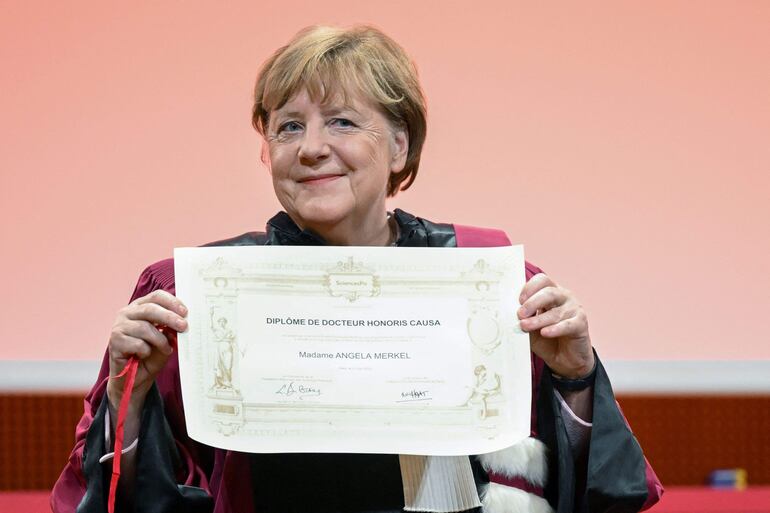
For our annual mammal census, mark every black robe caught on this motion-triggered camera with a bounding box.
[52,210,662,513]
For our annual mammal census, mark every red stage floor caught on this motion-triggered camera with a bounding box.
[648,486,770,512]
[3,487,769,512]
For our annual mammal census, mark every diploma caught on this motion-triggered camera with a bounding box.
[174,245,531,455]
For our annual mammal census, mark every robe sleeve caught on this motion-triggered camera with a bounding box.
[50,260,214,513]
[537,355,663,513]
[522,261,662,512]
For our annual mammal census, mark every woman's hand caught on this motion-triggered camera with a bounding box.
[518,273,595,379]
[106,290,188,410]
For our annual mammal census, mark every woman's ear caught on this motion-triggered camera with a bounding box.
[260,140,272,171]
[390,127,409,174]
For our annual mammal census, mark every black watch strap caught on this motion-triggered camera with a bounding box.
[550,361,597,392]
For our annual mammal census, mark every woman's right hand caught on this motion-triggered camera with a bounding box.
[106,289,188,411]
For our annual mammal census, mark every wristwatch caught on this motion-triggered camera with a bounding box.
[550,360,597,392]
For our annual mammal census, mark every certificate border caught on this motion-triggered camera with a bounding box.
[176,246,531,455]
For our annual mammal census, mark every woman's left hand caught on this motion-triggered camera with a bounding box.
[518,273,595,379]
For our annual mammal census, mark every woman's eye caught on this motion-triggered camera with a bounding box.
[278,121,302,133]
[330,118,355,128]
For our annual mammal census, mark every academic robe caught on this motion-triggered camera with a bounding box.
[51,209,663,513]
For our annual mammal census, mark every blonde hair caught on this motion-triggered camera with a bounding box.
[252,25,427,196]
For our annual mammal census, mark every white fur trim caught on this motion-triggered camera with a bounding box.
[480,483,554,513]
[477,438,548,487]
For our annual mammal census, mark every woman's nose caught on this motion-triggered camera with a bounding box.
[297,125,330,165]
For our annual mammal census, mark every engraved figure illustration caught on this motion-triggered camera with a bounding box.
[210,308,238,393]
[464,365,502,419]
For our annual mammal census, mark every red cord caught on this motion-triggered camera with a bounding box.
[106,327,175,511]
[107,356,139,513]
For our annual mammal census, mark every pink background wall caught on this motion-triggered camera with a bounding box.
[1,2,768,361]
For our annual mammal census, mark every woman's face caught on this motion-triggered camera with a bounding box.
[266,87,408,244]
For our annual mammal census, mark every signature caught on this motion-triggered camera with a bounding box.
[275,381,322,400]
[397,389,432,403]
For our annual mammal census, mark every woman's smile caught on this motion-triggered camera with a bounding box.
[297,173,345,185]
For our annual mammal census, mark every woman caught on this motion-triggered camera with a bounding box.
[52,25,662,513]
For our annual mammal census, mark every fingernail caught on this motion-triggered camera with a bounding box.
[176,319,187,330]
[179,304,188,315]
[518,307,529,318]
